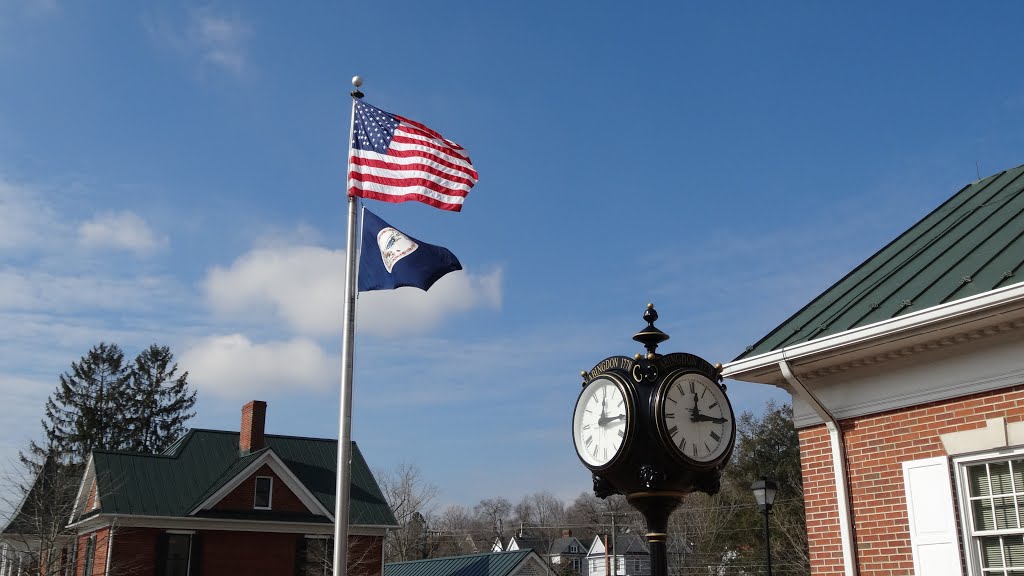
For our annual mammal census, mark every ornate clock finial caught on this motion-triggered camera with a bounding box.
[633,303,669,356]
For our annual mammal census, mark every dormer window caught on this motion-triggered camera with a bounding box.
[254,476,272,509]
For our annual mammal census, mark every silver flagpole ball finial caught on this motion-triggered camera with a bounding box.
[352,76,363,87]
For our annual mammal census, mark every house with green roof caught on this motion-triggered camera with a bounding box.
[385,549,553,576]
[60,400,396,576]
[722,164,1024,576]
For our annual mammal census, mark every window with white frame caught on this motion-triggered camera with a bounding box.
[958,452,1024,575]
[254,476,273,509]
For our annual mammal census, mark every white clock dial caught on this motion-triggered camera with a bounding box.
[572,375,631,469]
[658,372,734,465]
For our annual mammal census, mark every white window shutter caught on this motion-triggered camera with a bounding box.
[902,456,963,576]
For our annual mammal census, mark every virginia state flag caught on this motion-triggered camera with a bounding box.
[358,208,462,292]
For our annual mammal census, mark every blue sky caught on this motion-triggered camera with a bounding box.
[2,1,1024,511]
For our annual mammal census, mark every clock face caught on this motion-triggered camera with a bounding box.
[572,375,632,470]
[657,371,735,466]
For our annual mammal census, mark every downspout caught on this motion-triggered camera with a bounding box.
[104,526,114,576]
[778,357,858,576]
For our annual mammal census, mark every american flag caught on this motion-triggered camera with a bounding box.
[348,100,478,212]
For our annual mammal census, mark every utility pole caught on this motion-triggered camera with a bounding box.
[603,511,629,576]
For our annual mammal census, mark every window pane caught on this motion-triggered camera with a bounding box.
[255,477,272,508]
[976,499,996,531]
[165,534,191,576]
[1014,461,1024,492]
[1007,536,1024,568]
[971,465,992,497]
[83,536,96,576]
[992,463,1014,495]
[981,536,1004,568]
[996,497,1019,530]
[304,538,332,576]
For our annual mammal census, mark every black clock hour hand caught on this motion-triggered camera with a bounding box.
[689,392,702,420]
[598,414,626,427]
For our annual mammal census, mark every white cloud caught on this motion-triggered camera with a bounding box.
[203,245,346,335]
[202,244,502,337]
[0,268,180,312]
[357,268,503,336]
[0,178,63,253]
[145,8,252,77]
[190,11,251,75]
[179,334,335,398]
[78,210,166,255]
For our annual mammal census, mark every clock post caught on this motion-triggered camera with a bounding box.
[571,304,736,576]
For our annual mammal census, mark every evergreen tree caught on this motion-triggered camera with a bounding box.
[28,342,131,464]
[126,344,196,453]
[721,400,809,575]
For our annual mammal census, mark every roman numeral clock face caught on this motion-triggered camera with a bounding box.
[572,375,632,469]
[658,372,735,467]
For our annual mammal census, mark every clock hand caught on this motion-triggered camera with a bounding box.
[598,414,626,427]
[692,414,729,424]
[689,392,703,421]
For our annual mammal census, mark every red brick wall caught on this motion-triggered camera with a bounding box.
[200,531,301,575]
[800,383,1024,576]
[103,528,382,576]
[349,535,385,576]
[85,480,98,511]
[108,527,160,576]
[76,527,110,576]
[213,464,310,513]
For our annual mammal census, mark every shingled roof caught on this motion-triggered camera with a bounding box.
[85,429,396,527]
[736,164,1024,360]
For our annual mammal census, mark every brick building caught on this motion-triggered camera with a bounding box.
[61,400,396,576]
[723,165,1024,576]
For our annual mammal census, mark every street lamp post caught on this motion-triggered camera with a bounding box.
[750,477,778,576]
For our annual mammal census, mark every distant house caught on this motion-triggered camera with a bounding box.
[505,529,590,576]
[587,532,648,576]
[546,532,591,576]
[723,164,1024,575]
[56,400,396,576]
[0,458,82,576]
[385,549,553,576]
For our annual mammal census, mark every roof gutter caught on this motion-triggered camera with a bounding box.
[727,282,1024,384]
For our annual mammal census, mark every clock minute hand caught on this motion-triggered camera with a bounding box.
[598,414,626,427]
[692,414,729,424]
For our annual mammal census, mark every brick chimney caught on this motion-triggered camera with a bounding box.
[240,400,267,454]
[561,529,572,537]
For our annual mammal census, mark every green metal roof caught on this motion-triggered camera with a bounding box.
[91,430,396,527]
[385,550,536,576]
[736,164,1024,360]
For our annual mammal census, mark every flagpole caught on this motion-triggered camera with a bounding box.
[333,75,364,576]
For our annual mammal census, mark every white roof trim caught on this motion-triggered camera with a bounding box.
[723,281,1024,384]
[187,450,333,520]
[509,552,551,576]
